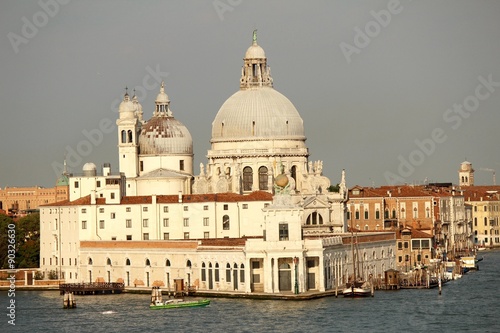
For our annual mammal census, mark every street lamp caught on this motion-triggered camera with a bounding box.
[293,256,299,294]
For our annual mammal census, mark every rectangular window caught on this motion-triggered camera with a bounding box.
[412,240,420,249]
[279,223,289,241]
[111,213,116,219]
[242,204,248,209]
[143,233,149,240]
[184,206,188,211]
[164,206,169,213]
[82,220,87,229]
[126,235,132,240]
[398,242,402,249]
[143,219,149,227]
[183,218,189,227]
[163,218,169,227]
[111,236,116,241]
[252,261,260,269]
[96,181,101,187]
[184,232,189,239]
[204,232,209,238]
[99,208,104,213]
[421,239,430,249]
[163,233,169,240]
[126,219,132,228]
[179,160,184,171]
[99,220,105,229]
[74,181,79,188]
[203,217,209,226]
[203,205,209,211]
[140,161,144,172]
[111,192,115,199]
[81,208,86,213]
[143,207,148,212]
[126,207,131,212]
[224,204,229,210]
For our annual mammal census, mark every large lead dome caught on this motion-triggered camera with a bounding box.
[211,32,305,143]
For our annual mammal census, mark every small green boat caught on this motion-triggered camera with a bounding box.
[150,299,210,309]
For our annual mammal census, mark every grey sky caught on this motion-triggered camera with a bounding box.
[1,0,500,189]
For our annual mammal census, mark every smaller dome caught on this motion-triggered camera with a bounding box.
[245,42,266,59]
[83,163,97,172]
[119,93,136,119]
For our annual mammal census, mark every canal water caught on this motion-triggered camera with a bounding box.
[2,250,500,333]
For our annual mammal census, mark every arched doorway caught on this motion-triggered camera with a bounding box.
[279,261,292,291]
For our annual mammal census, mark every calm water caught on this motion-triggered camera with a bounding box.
[2,250,500,333]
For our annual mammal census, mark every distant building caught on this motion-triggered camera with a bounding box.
[0,171,68,215]
[40,32,395,294]
[462,186,500,248]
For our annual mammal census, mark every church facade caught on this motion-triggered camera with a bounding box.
[40,33,395,294]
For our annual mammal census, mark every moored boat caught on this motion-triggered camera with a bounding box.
[342,280,372,297]
[150,298,211,309]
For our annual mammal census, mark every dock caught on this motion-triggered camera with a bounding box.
[59,282,124,295]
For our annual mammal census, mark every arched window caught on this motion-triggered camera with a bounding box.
[121,130,126,143]
[106,258,112,266]
[127,130,133,143]
[291,166,297,183]
[201,262,206,282]
[392,209,396,219]
[215,263,220,282]
[226,263,231,282]
[223,215,230,230]
[384,209,389,219]
[258,166,268,190]
[145,259,151,266]
[88,258,93,265]
[240,263,245,283]
[243,166,253,191]
[306,212,323,225]
[186,260,192,268]
[125,258,131,266]
[166,259,171,267]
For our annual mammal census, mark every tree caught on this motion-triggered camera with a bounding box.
[328,184,340,193]
[15,213,40,268]
[0,213,40,269]
[0,214,14,269]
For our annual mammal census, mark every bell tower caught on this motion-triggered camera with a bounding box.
[458,161,474,187]
[116,88,141,178]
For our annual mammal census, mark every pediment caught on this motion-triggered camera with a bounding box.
[302,196,329,209]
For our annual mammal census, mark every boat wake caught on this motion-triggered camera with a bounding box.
[101,310,116,315]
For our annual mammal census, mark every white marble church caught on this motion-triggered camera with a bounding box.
[40,32,395,294]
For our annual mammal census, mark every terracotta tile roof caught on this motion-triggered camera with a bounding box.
[41,191,273,207]
[396,227,432,239]
[349,185,434,198]
[461,186,500,201]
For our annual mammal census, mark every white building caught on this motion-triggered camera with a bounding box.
[40,32,395,294]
